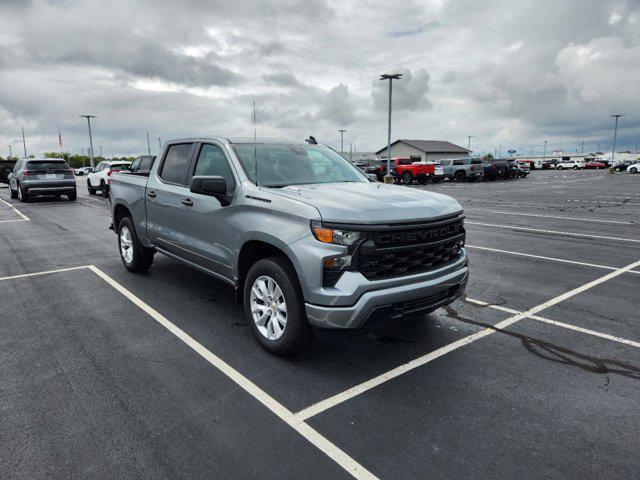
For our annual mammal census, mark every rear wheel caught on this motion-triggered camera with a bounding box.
[68,189,77,201]
[573,165,578,170]
[631,167,638,174]
[117,216,154,272]
[100,181,109,198]
[401,172,413,185]
[87,180,96,195]
[454,171,466,182]
[17,185,29,202]
[244,257,311,355]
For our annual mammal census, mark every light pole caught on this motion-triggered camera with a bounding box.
[22,127,27,157]
[467,135,473,152]
[99,145,103,158]
[380,73,403,183]
[80,115,97,168]
[146,131,151,155]
[338,129,346,156]
[157,137,161,152]
[7,145,12,159]
[610,114,625,173]
[542,140,548,165]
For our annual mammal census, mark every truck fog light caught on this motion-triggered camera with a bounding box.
[323,255,352,287]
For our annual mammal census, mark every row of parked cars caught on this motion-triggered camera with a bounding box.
[532,158,637,171]
[355,157,530,184]
[5,155,156,202]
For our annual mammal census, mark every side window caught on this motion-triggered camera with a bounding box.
[160,143,194,185]
[453,160,464,166]
[193,144,236,190]
[130,158,141,172]
[440,160,451,166]
[96,163,104,172]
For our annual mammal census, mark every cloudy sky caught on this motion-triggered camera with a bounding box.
[1,0,639,158]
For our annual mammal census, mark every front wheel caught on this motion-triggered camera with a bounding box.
[454,171,466,182]
[244,257,311,355]
[117,216,154,272]
[573,165,579,170]
[631,167,638,174]
[10,185,18,199]
[17,185,29,202]
[101,181,109,198]
[87,180,96,195]
[401,172,413,185]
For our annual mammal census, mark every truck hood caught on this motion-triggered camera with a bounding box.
[269,182,463,224]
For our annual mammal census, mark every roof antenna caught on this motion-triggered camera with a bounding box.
[306,135,317,145]
[253,99,258,186]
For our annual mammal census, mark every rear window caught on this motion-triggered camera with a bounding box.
[109,164,130,172]
[397,158,412,165]
[160,143,194,185]
[26,161,69,171]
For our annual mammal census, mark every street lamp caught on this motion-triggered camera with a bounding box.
[542,140,548,165]
[146,131,151,155]
[467,135,473,152]
[610,114,625,173]
[338,129,346,156]
[157,137,161,152]
[380,73,403,184]
[80,115,97,168]
[7,145,12,159]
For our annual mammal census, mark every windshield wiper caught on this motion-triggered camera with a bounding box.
[264,184,289,188]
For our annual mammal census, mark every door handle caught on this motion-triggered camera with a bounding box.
[181,198,193,207]
[147,190,156,198]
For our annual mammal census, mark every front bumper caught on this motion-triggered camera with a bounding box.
[305,258,468,329]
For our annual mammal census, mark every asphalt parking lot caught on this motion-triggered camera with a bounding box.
[1,169,639,479]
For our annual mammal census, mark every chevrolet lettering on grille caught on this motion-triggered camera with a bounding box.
[374,221,463,246]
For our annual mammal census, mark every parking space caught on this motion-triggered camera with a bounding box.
[1,169,639,479]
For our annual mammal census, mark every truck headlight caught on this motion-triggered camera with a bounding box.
[311,221,362,246]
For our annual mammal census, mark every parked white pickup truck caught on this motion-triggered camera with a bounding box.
[87,161,131,197]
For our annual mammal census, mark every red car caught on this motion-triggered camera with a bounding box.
[585,161,607,169]
[390,158,439,184]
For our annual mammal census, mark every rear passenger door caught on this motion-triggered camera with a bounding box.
[178,142,238,281]
[145,142,196,259]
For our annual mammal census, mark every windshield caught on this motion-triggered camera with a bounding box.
[231,143,368,187]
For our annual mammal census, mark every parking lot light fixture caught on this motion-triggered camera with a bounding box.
[542,140,548,165]
[609,114,625,174]
[338,129,346,156]
[80,115,97,168]
[380,73,402,184]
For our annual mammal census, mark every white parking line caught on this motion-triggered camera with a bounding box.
[87,265,376,480]
[292,258,640,422]
[466,245,640,275]
[568,199,640,206]
[0,198,30,221]
[465,298,640,349]
[471,210,636,226]
[0,265,89,282]
[466,221,640,243]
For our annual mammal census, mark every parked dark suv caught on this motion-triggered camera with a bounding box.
[8,158,77,202]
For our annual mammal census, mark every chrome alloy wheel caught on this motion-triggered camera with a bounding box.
[119,226,134,264]
[250,275,287,340]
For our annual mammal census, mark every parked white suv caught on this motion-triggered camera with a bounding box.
[87,161,131,197]
[556,160,583,170]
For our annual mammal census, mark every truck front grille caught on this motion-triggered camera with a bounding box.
[353,217,465,281]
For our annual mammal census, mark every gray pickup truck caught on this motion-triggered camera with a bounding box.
[109,137,468,355]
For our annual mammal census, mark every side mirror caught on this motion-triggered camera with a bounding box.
[190,175,228,196]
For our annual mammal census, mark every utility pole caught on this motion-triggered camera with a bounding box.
[80,115,97,168]
[21,127,27,157]
[146,132,151,155]
[610,114,625,173]
[157,137,161,152]
[542,140,548,165]
[380,73,403,183]
[99,145,103,157]
[467,135,473,152]
[581,140,584,154]
[349,143,353,161]
[338,129,346,156]
[499,144,502,158]
[7,145,12,159]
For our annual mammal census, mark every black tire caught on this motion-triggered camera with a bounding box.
[117,216,154,273]
[454,171,466,182]
[17,185,30,202]
[244,257,312,355]
[573,165,578,170]
[431,177,442,183]
[631,167,638,174]
[417,176,428,185]
[557,166,563,170]
[87,180,96,195]
[10,186,18,199]
[100,181,109,198]
[401,172,413,185]
[68,189,77,201]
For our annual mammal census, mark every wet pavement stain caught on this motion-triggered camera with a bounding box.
[444,304,640,381]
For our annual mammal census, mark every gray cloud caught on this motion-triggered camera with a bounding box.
[1,0,639,157]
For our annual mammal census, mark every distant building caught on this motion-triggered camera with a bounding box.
[376,139,470,163]
[348,152,377,163]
